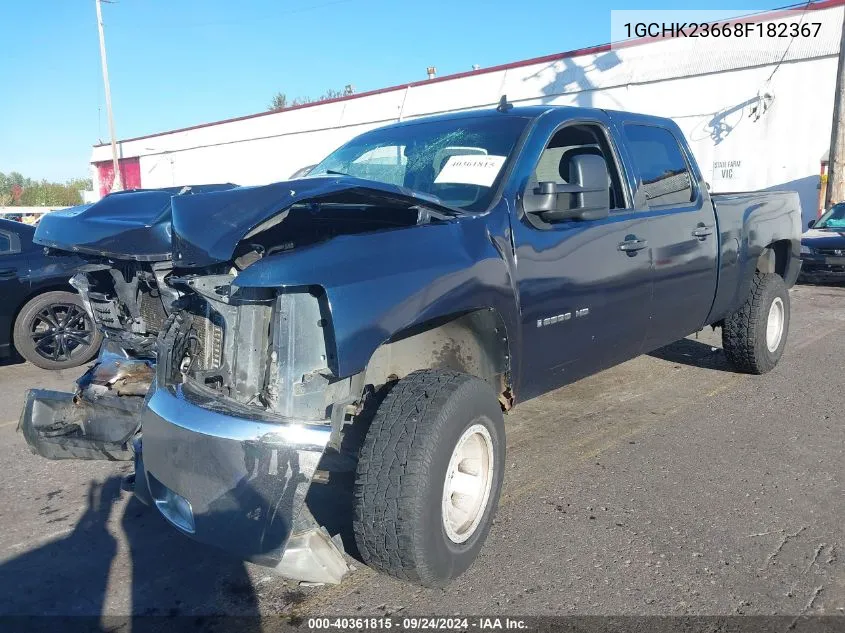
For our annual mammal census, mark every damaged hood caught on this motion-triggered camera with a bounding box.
[34,184,238,261]
[171,176,459,267]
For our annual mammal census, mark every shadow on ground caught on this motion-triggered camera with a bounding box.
[0,476,263,631]
[648,337,732,371]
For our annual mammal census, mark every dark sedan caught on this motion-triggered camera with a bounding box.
[800,203,845,281]
[0,218,102,369]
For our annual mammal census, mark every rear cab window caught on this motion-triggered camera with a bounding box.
[623,124,695,207]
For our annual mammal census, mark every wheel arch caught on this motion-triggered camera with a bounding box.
[756,239,795,280]
[362,308,514,410]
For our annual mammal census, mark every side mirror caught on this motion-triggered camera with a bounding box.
[524,154,610,222]
[808,219,816,229]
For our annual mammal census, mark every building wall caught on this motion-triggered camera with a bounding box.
[91,3,843,225]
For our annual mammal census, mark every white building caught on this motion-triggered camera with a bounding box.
[91,0,845,225]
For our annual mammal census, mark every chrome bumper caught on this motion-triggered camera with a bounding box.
[140,385,347,581]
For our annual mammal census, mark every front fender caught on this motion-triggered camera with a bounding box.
[232,212,520,382]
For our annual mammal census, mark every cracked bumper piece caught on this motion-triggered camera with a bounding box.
[140,385,349,584]
[18,388,142,461]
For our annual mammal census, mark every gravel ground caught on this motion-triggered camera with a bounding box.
[0,282,842,622]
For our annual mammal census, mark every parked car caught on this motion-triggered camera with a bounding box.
[20,105,802,587]
[0,218,101,369]
[800,202,845,281]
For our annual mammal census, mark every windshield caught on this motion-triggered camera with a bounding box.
[309,115,530,212]
[816,203,845,229]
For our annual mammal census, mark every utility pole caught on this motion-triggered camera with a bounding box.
[96,0,122,192]
[825,9,845,209]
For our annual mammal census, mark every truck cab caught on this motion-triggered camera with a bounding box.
[19,104,802,588]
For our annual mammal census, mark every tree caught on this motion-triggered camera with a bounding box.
[267,85,354,112]
[268,92,288,112]
[0,171,90,207]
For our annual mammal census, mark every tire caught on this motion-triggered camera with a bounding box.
[722,272,790,374]
[353,369,505,587]
[13,291,102,370]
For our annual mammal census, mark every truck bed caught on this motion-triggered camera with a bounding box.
[707,190,802,325]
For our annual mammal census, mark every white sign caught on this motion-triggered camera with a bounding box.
[434,155,506,187]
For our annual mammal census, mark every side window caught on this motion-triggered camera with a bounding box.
[623,124,695,207]
[0,231,12,254]
[530,123,626,212]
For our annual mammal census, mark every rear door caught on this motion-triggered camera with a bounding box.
[610,118,718,351]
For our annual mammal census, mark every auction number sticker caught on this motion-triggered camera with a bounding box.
[434,155,506,187]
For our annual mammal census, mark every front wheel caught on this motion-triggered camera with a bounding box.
[722,272,790,374]
[353,369,506,587]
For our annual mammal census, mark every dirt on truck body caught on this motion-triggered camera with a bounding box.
[20,104,802,588]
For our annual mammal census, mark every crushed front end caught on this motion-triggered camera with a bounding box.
[136,274,355,584]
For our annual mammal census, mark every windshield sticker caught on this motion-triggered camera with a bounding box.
[434,155,507,187]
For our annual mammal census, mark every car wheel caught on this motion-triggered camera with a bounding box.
[353,369,505,587]
[722,272,790,374]
[13,291,102,370]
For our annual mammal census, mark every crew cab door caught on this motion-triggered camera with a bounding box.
[610,117,719,350]
[509,114,652,400]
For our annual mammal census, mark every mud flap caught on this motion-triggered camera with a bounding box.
[18,389,143,461]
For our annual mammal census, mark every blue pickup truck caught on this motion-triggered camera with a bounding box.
[20,103,802,587]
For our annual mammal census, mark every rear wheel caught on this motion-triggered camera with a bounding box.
[722,272,790,374]
[353,369,505,587]
[13,291,102,370]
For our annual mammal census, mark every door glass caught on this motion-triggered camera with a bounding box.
[0,232,11,254]
[623,125,694,207]
[530,123,626,216]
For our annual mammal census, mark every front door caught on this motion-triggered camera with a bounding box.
[511,119,652,401]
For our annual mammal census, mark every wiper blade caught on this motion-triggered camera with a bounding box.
[324,169,352,177]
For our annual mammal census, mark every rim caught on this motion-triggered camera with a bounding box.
[28,303,95,363]
[441,422,495,544]
[766,296,785,353]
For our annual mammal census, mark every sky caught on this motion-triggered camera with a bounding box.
[0,0,786,182]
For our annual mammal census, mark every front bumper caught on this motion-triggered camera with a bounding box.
[140,384,345,578]
[800,254,845,279]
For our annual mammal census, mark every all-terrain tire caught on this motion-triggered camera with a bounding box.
[13,291,102,370]
[353,369,505,587]
[722,272,790,374]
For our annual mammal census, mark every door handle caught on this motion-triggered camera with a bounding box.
[692,225,713,239]
[0,268,16,279]
[617,238,648,253]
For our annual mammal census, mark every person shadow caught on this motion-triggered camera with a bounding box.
[0,475,262,633]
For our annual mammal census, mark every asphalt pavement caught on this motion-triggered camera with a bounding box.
[0,282,843,621]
